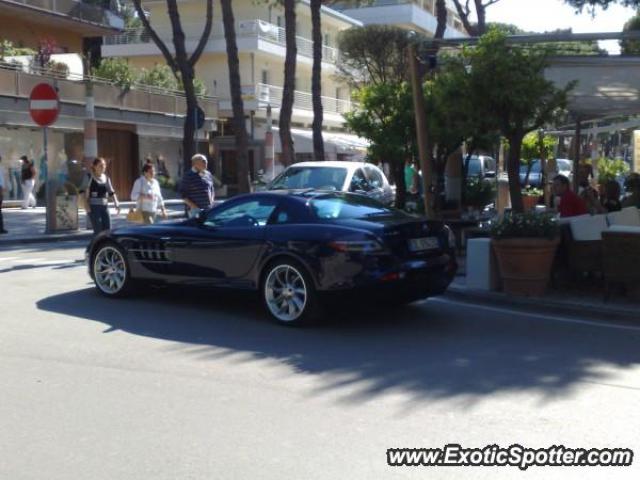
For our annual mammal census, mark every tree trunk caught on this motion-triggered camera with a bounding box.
[435,0,447,40]
[475,0,487,36]
[310,0,325,162]
[280,0,297,166]
[221,0,251,193]
[507,133,525,213]
[166,0,198,173]
[180,79,198,173]
[132,0,213,174]
[393,159,406,209]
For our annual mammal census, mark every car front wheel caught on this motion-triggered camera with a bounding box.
[92,243,134,297]
[262,260,320,326]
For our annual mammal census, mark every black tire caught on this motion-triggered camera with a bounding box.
[260,258,322,326]
[91,241,136,298]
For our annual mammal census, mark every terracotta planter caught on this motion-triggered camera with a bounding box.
[492,237,560,296]
[522,195,540,212]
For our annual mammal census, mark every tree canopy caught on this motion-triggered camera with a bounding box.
[337,25,419,86]
[621,12,640,54]
[565,0,640,11]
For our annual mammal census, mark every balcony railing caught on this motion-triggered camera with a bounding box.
[240,83,354,115]
[4,0,124,29]
[0,61,218,118]
[104,19,340,64]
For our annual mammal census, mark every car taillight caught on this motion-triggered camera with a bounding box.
[329,240,384,253]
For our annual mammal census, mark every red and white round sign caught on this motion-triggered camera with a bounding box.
[29,83,60,127]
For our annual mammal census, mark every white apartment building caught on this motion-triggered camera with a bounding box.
[334,0,467,38]
[102,0,365,190]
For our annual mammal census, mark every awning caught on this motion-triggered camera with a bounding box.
[272,127,369,155]
[546,56,640,120]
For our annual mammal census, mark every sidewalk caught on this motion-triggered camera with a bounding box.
[446,275,639,321]
[0,201,187,246]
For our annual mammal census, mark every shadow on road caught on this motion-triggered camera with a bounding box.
[37,286,640,406]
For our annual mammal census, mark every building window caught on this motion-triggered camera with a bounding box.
[261,70,269,85]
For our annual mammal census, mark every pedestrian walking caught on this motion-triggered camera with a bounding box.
[130,163,167,224]
[20,155,37,209]
[180,154,214,219]
[0,154,7,234]
[85,157,120,235]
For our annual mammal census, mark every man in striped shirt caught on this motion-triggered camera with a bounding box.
[181,154,214,218]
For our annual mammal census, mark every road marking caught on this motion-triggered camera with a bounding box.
[431,297,640,333]
[12,258,46,264]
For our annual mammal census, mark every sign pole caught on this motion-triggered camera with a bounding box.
[29,82,60,234]
[44,126,54,233]
[194,107,198,156]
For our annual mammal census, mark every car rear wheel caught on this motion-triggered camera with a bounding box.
[262,260,320,326]
[92,243,135,297]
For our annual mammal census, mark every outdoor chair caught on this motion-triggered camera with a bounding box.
[606,206,640,227]
[562,214,607,276]
[602,225,640,300]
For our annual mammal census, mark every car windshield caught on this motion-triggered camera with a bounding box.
[557,159,572,171]
[269,166,348,191]
[310,194,401,220]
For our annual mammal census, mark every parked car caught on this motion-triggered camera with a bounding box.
[519,160,544,187]
[267,161,395,206]
[87,191,457,326]
[465,155,497,180]
[520,159,574,187]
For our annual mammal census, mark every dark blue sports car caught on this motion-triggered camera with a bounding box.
[87,191,457,325]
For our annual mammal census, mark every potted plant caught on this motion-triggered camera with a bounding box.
[491,212,560,296]
[521,185,543,212]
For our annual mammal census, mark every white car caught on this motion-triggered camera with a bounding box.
[267,161,395,206]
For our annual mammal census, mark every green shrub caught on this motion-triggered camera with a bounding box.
[491,212,559,239]
[597,157,629,184]
[465,177,496,208]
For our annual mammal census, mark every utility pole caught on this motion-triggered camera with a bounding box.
[407,43,435,219]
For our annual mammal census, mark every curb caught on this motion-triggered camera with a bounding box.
[0,232,93,247]
[0,212,187,247]
[444,283,640,321]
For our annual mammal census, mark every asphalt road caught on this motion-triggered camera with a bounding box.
[1,241,639,480]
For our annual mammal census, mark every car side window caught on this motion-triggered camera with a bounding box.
[365,167,384,188]
[349,168,371,192]
[204,198,278,228]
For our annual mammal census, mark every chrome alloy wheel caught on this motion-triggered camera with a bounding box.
[265,265,308,323]
[94,246,127,295]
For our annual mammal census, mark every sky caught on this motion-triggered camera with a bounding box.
[485,0,638,53]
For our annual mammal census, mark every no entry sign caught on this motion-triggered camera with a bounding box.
[29,83,60,127]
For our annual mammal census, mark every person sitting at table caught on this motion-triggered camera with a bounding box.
[601,180,622,213]
[552,174,588,218]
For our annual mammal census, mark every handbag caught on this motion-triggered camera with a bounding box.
[127,208,144,223]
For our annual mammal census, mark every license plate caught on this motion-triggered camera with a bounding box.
[408,237,439,252]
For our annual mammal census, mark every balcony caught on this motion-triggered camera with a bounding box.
[104,19,340,64]
[0,61,218,119]
[334,0,467,38]
[227,83,353,120]
[1,0,125,32]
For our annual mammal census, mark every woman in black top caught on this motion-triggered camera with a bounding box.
[85,157,120,234]
[601,180,622,213]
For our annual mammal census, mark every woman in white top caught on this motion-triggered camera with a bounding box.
[130,164,167,224]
